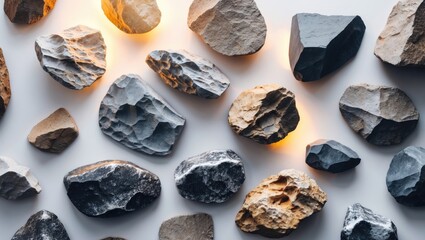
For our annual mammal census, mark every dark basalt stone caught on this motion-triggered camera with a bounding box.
[159,213,214,240]
[289,13,366,82]
[63,160,161,218]
[4,0,56,24]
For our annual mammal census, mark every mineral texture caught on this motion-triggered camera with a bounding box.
[4,0,56,24]
[0,48,11,118]
[159,213,214,240]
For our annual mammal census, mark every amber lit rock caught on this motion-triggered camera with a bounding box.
[0,48,11,118]
[4,0,56,24]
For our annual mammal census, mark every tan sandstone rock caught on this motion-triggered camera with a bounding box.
[0,48,11,118]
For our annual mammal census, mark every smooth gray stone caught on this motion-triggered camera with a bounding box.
[146,50,230,99]
[99,74,185,156]
[175,149,245,203]
[4,0,56,24]
[159,213,214,240]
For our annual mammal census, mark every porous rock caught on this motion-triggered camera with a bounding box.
[4,0,56,24]
[159,213,214,240]
[0,48,11,118]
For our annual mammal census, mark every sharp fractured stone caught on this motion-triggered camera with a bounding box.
[146,50,230,99]
[0,48,11,118]
[4,0,56,24]
[339,84,419,146]
[99,74,185,156]
[159,213,214,240]
[35,25,107,90]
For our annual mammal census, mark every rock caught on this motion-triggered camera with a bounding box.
[306,139,361,173]
[235,169,327,238]
[0,156,41,200]
[35,25,107,90]
[187,0,267,56]
[289,13,366,82]
[386,146,425,206]
[0,48,11,118]
[12,210,70,240]
[101,0,161,34]
[375,0,425,67]
[341,203,398,240]
[4,0,56,24]
[146,50,230,99]
[339,84,419,146]
[159,213,214,240]
[228,84,300,144]
[63,160,161,217]
[28,108,79,153]
[174,149,245,203]
[99,74,185,156]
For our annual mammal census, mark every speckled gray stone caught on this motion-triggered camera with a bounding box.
[159,213,214,240]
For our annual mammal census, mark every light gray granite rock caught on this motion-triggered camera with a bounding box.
[4,0,56,24]
[159,213,214,240]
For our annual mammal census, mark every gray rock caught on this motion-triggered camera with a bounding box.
[159,213,214,240]
[289,13,365,82]
[339,84,419,146]
[99,74,185,156]
[12,210,70,240]
[0,156,41,200]
[341,203,398,240]
[0,48,11,118]
[146,50,230,99]
[4,0,56,24]
[386,146,425,206]
[64,160,161,218]
[175,149,245,203]
[306,139,361,173]
[188,0,267,56]
[35,25,107,90]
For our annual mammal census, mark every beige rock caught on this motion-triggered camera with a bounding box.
[28,108,79,153]
[0,48,11,118]
[235,169,327,238]
[101,0,161,34]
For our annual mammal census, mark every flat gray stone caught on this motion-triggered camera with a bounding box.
[4,0,56,24]
[159,213,214,240]
[0,48,11,118]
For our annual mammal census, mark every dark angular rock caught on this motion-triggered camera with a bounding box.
[289,13,366,82]
[228,84,300,144]
[306,139,361,173]
[386,146,425,206]
[174,149,245,203]
[99,74,185,156]
[63,160,161,218]
[339,84,419,146]
[146,50,230,99]
[0,48,11,118]
[159,213,214,240]
[4,0,56,24]
[12,210,70,240]
[341,203,398,240]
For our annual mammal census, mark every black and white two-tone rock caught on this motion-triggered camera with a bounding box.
[339,84,419,146]
[159,213,214,240]
[306,139,361,173]
[146,50,230,99]
[12,210,70,240]
[175,150,245,203]
[289,13,366,82]
[0,156,41,200]
[386,146,425,206]
[341,203,398,240]
[63,160,161,218]
[99,74,185,156]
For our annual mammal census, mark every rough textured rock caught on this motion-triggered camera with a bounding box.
[0,156,41,200]
[188,0,267,56]
[0,48,11,118]
[341,204,398,240]
[63,160,161,218]
[101,0,161,34]
[386,146,425,206]
[28,108,79,153]
[289,13,365,82]
[146,50,230,99]
[99,74,185,156]
[175,149,245,203]
[12,210,70,240]
[235,169,327,238]
[306,139,361,173]
[228,84,300,144]
[4,0,56,24]
[159,213,214,240]
[339,84,419,146]
[35,25,107,90]
[375,0,425,67]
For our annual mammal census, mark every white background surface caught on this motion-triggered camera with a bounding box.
[0,0,424,239]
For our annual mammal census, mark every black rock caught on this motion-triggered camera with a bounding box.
[4,0,56,24]
[99,74,185,156]
[386,146,425,207]
[306,139,361,173]
[159,213,214,240]
[174,150,245,203]
[289,13,365,82]
[341,203,398,240]
[12,210,70,240]
[63,160,161,218]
